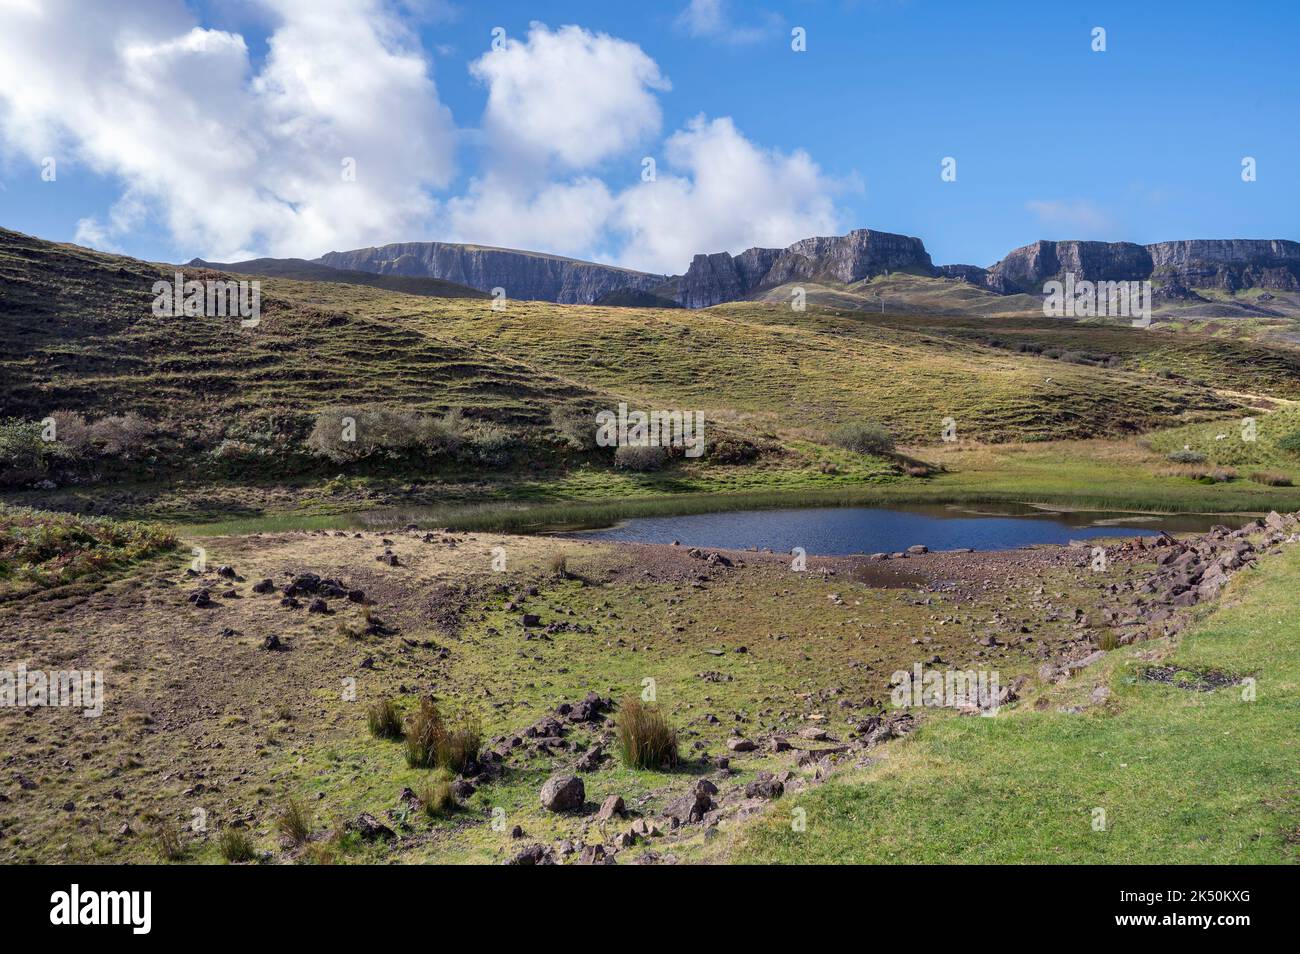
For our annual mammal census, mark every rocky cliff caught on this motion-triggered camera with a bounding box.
[678,229,935,307]
[316,242,671,305]
[976,239,1300,294]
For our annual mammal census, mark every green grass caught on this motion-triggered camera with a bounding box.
[728,543,1300,863]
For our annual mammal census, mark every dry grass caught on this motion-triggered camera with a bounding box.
[1249,470,1294,487]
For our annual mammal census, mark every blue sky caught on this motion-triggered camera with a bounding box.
[0,0,1295,273]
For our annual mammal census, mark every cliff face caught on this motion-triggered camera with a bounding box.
[1146,239,1300,291]
[678,229,935,307]
[315,242,670,305]
[979,239,1300,294]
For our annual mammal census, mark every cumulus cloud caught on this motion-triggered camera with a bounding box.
[446,173,615,256]
[468,22,670,171]
[0,5,846,275]
[612,116,843,273]
[0,0,455,260]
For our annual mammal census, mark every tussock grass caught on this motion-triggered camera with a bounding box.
[615,696,680,770]
[152,820,185,862]
[217,827,257,863]
[366,697,403,739]
[276,796,312,846]
[404,699,481,773]
[416,771,456,817]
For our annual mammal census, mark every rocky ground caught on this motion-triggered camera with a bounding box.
[2,510,1297,864]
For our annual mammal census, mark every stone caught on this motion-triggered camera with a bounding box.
[596,794,625,821]
[726,737,756,752]
[539,773,585,813]
[745,774,785,800]
[352,813,395,841]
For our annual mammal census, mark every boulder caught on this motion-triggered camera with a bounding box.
[539,774,585,813]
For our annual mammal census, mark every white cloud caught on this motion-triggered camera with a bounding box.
[446,173,615,257]
[675,0,775,45]
[468,23,669,171]
[612,115,843,273]
[0,0,456,260]
[0,5,846,276]
[1025,199,1113,238]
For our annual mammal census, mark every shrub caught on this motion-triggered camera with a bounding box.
[1166,448,1206,464]
[45,410,95,462]
[550,406,599,451]
[707,437,760,465]
[404,699,481,773]
[828,422,895,456]
[0,419,47,485]
[276,796,312,846]
[416,771,456,817]
[89,412,154,459]
[217,827,257,863]
[1249,470,1294,487]
[614,444,669,471]
[466,422,514,467]
[1277,430,1300,455]
[367,697,403,739]
[306,406,465,464]
[615,697,680,770]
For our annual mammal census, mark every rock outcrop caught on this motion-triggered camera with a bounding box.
[975,238,1300,295]
[316,242,671,305]
[678,229,936,308]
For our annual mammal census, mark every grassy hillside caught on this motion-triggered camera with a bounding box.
[725,540,1300,864]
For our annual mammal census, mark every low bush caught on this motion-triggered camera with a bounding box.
[828,422,895,456]
[1166,448,1206,464]
[550,406,600,451]
[615,697,680,770]
[614,444,669,471]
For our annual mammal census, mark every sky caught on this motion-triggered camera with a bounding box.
[0,0,1296,275]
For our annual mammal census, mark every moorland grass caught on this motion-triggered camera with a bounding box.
[727,544,1300,863]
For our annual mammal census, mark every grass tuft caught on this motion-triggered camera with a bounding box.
[615,696,680,770]
[367,697,403,739]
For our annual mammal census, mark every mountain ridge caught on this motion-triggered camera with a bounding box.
[309,231,1300,310]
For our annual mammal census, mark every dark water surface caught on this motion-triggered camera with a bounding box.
[563,504,1231,556]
